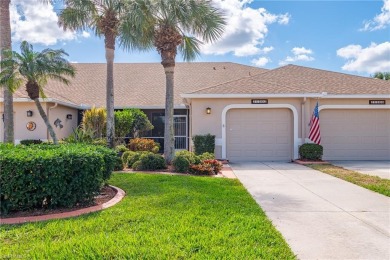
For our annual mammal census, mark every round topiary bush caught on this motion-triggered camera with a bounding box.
[0,144,117,215]
[299,143,323,160]
[133,153,166,171]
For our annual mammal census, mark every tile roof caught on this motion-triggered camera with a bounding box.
[189,65,390,95]
[1,62,266,108]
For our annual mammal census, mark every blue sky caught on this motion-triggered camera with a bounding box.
[9,0,390,77]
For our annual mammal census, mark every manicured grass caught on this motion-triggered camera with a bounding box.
[0,173,295,259]
[308,164,390,197]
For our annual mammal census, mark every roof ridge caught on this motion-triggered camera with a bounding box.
[280,64,390,82]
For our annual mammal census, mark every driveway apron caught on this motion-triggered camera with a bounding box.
[330,161,390,180]
[231,162,390,260]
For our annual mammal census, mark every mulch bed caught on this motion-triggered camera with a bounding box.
[1,186,117,219]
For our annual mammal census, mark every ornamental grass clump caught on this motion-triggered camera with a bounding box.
[0,144,117,215]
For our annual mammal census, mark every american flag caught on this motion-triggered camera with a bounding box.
[308,102,321,144]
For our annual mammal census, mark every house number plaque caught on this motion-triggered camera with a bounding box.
[251,99,268,104]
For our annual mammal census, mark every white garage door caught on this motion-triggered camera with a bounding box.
[321,109,390,160]
[226,108,293,162]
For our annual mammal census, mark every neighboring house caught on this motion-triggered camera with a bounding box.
[1,62,389,161]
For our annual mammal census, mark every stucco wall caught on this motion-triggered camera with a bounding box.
[189,97,390,159]
[0,102,78,143]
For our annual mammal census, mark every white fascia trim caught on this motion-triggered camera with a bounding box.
[114,105,188,110]
[221,104,299,160]
[0,99,188,110]
[181,93,390,99]
[3,98,82,109]
[319,105,390,111]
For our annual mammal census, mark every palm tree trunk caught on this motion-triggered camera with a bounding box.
[105,47,115,148]
[33,98,58,144]
[163,66,175,163]
[0,0,14,144]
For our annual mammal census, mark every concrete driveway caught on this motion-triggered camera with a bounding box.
[231,162,390,260]
[331,161,390,179]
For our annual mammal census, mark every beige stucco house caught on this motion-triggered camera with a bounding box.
[1,62,389,161]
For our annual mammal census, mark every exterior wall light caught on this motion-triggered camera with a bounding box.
[206,107,211,114]
[66,114,73,120]
[27,110,33,117]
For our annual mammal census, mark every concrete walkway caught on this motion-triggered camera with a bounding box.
[331,161,390,180]
[231,162,390,260]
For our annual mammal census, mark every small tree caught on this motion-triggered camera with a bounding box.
[373,72,390,80]
[115,109,134,139]
[114,109,153,139]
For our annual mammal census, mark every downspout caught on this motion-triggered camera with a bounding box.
[301,97,307,144]
[47,103,58,141]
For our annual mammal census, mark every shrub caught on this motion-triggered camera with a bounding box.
[203,159,223,175]
[172,155,191,173]
[114,156,124,171]
[64,126,95,144]
[189,162,214,175]
[192,134,215,155]
[20,139,43,145]
[82,106,106,139]
[172,150,199,173]
[0,144,116,215]
[133,153,166,171]
[92,138,108,147]
[198,152,215,161]
[128,138,160,153]
[121,151,143,168]
[115,144,129,153]
[115,109,153,139]
[299,143,323,160]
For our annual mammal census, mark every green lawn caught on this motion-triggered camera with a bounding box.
[308,164,390,197]
[0,173,295,259]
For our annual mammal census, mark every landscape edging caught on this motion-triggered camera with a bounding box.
[0,185,126,225]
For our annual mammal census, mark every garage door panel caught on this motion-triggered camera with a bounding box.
[321,109,390,160]
[227,109,292,162]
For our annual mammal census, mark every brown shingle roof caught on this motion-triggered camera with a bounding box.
[189,65,390,95]
[1,62,266,107]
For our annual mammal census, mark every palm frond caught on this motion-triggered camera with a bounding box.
[178,36,201,61]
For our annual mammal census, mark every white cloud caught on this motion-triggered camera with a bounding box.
[202,0,290,57]
[251,57,270,67]
[82,31,91,38]
[10,0,88,46]
[337,42,390,73]
[260,46,274,54]
[279,47,314,65]
[361,0,390,31]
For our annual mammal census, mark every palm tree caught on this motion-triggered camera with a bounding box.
[0,0,14,144]
[59,0,132,148]
[1,0,53,144]
[0,41,75,144]
[373,72,390,80]
[122,0,225,163]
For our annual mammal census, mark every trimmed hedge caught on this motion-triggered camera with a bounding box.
[0,144,117,215]
[299,143,323,160]
[192,134,215,155]
[20,139,43,145]
[132,153,166,171]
